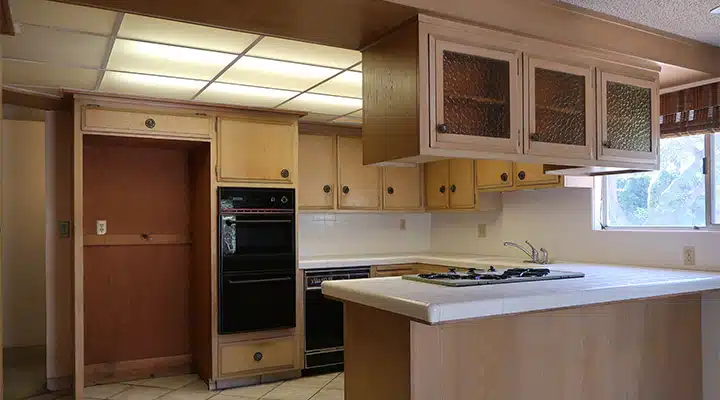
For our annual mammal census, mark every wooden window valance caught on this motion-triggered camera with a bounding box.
[660,82,720,138]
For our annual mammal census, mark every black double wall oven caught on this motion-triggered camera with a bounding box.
[218,187,296,334]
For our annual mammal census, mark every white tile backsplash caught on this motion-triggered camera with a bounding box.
[298,212,431,257]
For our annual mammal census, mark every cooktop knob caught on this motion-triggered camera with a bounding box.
[281,196,289,204]
[489,266,496,272]
[269,196,276,204]
[448,268,457,274]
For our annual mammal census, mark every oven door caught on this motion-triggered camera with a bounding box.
[220,212,295,274]
[305,288,344,352]
[219,272,296,334]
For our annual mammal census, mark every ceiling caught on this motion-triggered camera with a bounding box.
[1,0,365,125]
[559,0,720,47]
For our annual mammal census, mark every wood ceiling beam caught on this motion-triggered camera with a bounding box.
[2,88,68,110]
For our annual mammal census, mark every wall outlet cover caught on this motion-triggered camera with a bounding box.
[96,220,107,236]
[477,224,487,238]
[683,246,695,266]
[400,219,406,230]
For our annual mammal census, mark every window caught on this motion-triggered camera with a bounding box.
[600,133,718,229]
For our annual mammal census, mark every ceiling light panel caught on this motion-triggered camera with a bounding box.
[100,71,206,100]
[107,39,236,80]
[248,37,361,69]
[196,82,299,108]
[301,113,340,123]
[1,25,109,67]
[10,0,118,35]
[310,70,362,98]
[3,60,99,90]
[352,64,362,71]
[218,56,341,91]
[118,14,260,53]
[278,93,362,115]
[332,116,363,125]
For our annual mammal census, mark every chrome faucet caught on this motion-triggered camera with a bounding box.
[503,240,549,264]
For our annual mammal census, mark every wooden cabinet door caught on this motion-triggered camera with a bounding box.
[299,135,335,210]
[514,162,561,187]
[597,71,658,165]
[82,106,212,139]
[424,160,449,210]
[448,159,475,209]
[475,159,514,190]
[524,56,594,159]
[337,136,380,210]
[219,336,296,376]
[217,116,297,183]
[430,37,522,155]
[383,166,422,210]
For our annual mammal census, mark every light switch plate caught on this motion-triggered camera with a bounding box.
[96,220,107,235]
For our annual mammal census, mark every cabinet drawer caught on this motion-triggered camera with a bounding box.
[82,107,212,138]
[219,337,296,376]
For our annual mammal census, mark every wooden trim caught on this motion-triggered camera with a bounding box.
[84,354,192,386]
[3,88,67,110]
[0,0,14,35]
[73,101,85,398]
[299,122,361,137]
[83,234,191,246]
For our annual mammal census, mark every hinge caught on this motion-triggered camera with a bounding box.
[703,157,708,175]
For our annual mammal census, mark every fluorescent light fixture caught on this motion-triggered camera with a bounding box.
[100,71,206,99]
[196,82,299,108]
[712,5,720,14]
[311,70,362,98]
[108,71,205,88]
[278,92,363,115]
[220,56,340,91]
[107,39,236,80]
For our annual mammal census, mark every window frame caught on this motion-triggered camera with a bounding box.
[598,133,720,231]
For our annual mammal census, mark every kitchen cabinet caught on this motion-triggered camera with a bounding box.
[299,134,336,210]
[513,162,561,187]
[81,105,212,139]
[382,166,423,210]
[362,16,660,174]
[337,136,381,210]
[217,115,297,184]
[475,159,514,190]
[425,159,482,210]
[524,55,595,160]
[430,38,522,155]
[598,71,658,164]
[371,264,418,277]
[218,336,297,377]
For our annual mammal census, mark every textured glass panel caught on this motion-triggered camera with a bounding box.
[606,82,652,152]
[534,68,585,145]
[442,51,510,138]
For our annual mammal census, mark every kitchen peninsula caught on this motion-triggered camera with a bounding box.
[321,259,720,400]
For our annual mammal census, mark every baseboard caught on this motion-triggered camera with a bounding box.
[85,354,193,386]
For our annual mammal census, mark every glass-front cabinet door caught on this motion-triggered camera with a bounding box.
[430,37,522,155]
[598,72,659,164]
[525,56,594,159]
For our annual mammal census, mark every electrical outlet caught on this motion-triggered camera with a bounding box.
[96,220,107,236]
[477,224,487,238]
[683,246,695,266]
[399,219,406,231]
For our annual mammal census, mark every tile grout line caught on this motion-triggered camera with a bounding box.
[272,61,363,109]
[94,13,125,91]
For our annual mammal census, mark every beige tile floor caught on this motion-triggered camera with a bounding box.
[82,372,344,400]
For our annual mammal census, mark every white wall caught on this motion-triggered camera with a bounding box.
[2,120,47,348]
[431,188,720,269]
[299,212,431,257]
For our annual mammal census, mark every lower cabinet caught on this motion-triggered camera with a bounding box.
[371,264,418,277]
[476,160,562,191]
[219,336,297,377]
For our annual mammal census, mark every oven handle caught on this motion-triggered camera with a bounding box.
[227,277,293,285]
[306,286,323,291]
[225,219,292,225]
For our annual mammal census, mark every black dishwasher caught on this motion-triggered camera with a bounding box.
[304,267,370,372]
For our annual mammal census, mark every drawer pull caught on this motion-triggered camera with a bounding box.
[281,169,290,179]
[501,173,508,182]
[253,352,263,362]
[387,186,394,195]
[450,184,457,193]
[145,118,156,129]
[342,186,350,194]
[323,184,332,193]
[437,124,449,133]
[518,171,526,180]
[439,185,446,194]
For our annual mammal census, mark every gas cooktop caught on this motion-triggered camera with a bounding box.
[402,267,585,287]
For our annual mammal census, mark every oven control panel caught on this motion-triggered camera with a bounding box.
[305,268,371,289]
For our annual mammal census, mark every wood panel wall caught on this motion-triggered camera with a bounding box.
[82,137,193,367]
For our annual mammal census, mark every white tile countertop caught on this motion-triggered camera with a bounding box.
[319,258,720,324]
[299,252,529,270]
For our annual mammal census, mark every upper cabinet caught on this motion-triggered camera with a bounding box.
[217,115,298,184]
[597,72,658,164]
[362,16,660,174]
[383,166,423,211]
[426,158,501,211]
[524,56,595,160]
[81,104,212,140]
[337,136,381,210]
[299,134,336,210]
[430,38,521,155]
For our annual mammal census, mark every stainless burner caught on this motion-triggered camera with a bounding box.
[403,267,584,287]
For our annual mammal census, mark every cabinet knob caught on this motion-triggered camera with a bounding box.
[253,352,263,362]
[450,184,457,193]
[280,169,290,178]
[500,173,508,182]
[439,185,446,194]
[518,171,526,181]
[342,186,350,194]
[323,184,332,193]
[387,186,394,195]
[145,118,156,129]
[437,124,449,133]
